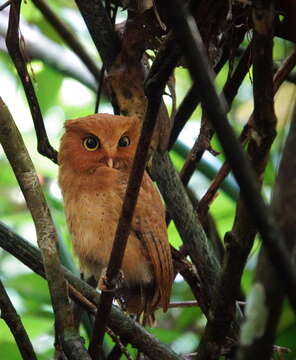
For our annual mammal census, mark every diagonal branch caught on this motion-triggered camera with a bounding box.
[5,0,57,163]
[0,97,90,360]
[169,0,296,313]
[198,46,296,219]
[0,279,37,360]
[88,36,180,358]
[0,222,183,360]
[235,92,296,360]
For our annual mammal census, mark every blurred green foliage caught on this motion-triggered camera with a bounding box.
[0,1,295,359]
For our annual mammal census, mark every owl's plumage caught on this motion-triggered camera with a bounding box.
[58,113,173,317]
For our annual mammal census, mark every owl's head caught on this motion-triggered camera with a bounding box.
[58,114,140,174]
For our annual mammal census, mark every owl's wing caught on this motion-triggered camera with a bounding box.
[132,172,174,313]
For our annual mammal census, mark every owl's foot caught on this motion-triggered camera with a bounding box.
[98,268,124,292]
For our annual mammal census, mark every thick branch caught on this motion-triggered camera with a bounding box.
[0,280,37,360]
[0,97,89,360]
[169,0,296,312]
[0,222,183,360]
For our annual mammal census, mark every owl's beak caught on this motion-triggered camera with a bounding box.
[106,158,113,168]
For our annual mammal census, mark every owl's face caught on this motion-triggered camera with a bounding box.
[58,114,140,174]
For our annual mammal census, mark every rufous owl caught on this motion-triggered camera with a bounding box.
[58,113,173,319]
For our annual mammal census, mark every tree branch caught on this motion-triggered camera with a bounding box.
[198,46,296,219]
[235,97,296,360]
[0,279,37,360]
[0,97,90,359]
[152,151,220,316]
[0,222,183,360]
[169,0,296,313]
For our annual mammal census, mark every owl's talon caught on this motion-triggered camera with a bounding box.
[99,269,124,292]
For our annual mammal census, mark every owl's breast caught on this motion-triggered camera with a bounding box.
[64,189,121,265]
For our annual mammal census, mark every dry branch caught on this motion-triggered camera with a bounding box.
[0,97,90,359]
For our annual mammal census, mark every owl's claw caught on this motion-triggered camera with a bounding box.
[98,268,124,292]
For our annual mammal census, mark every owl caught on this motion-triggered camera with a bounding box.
[58,113,173,320]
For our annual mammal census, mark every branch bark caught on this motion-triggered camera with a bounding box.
[0,222,183,360]
[0,97,90,360]
[169,0,296,313]
[236,102,296,360]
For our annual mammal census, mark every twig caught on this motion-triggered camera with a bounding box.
[168,301,199,308]
[0,222,183,360]
[106,329,133,360]
[88,35,180,359]
[5,0,58,163]
[74,0,120,71]
[0,0,10,10]
[0,280,37,360]
[32,0,101,81]
[169,0,296,312]
[0,98,90,359]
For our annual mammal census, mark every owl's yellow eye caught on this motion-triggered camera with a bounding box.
[83,135,100,151]
[118,135,130,147]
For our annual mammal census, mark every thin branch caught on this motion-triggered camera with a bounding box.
[88,36,180,358]
[0,0,10,11]
[0,280,37,360]
[235,86,296,360]
[0,222,183,360]
[169,0,296,312]
[32,0,101,81]
[5,0,57,163]
[0,98,90,359]
[198,47,296,219]
[74,0,120,71]
[168,55,227,151]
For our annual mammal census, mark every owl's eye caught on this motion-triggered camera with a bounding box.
[83,135,100,151]
[118,135,130,147]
